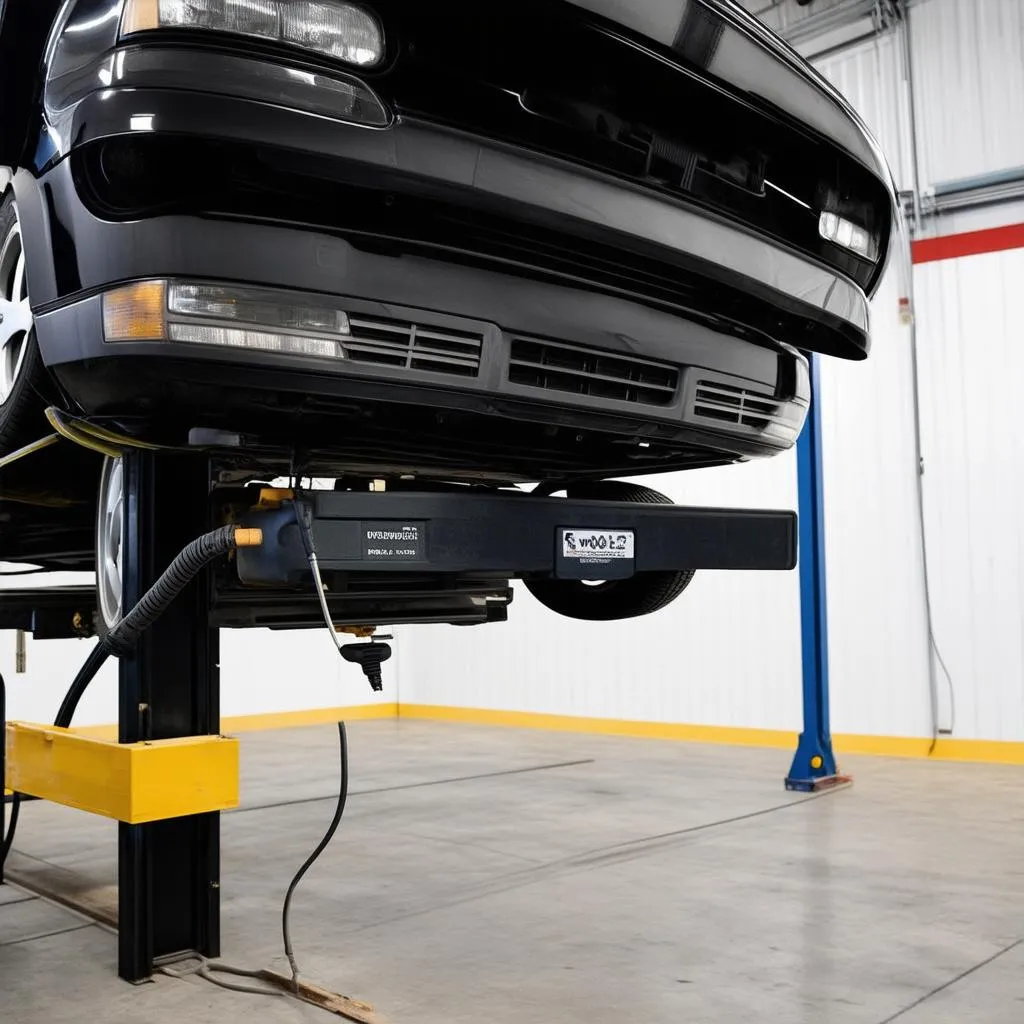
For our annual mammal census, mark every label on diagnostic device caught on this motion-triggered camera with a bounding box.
[361,522,425,561]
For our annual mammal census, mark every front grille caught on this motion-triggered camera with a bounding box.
[693,380,791,432]
[508,337,679,406]
[345,316,483,377]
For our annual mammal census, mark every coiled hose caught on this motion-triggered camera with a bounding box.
[53,527,260,722]
[102,525,261,657]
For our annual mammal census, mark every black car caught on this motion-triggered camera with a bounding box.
[0,0,900,624]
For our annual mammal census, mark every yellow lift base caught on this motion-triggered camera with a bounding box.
[4,722,239,824]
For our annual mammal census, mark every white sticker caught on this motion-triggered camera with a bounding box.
[561,529,635,560]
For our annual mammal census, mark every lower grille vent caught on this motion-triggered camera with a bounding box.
[346,316,483,377]
[509,337,679,406]
[693,380,791,432]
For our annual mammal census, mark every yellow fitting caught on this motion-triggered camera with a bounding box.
[335,625,377,638]
[233,528,264,548]
[255,487,295,510]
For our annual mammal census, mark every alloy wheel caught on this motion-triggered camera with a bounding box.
[0,214,32,407]
[97,456,125,630]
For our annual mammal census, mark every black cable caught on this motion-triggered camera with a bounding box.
[53,644,111,729]
[1,670,17,876]
[281,720,348,991]
[1,643,109,875]
[0,568,51,576]
[0,793,19,872]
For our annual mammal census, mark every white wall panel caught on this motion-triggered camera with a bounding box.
[0,568,395,728]
[910,0,1024,189]
[818,273,932,738]
[398,457,803,731]
[913,248,1024,741]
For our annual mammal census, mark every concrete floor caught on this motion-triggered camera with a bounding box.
[2,720,1024,1023]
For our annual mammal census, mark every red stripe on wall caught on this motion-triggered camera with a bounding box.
[912,223,1024,265]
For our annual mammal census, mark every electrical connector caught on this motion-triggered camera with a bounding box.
[340,639,393,693]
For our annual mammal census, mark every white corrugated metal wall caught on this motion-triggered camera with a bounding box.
[813,31,933,739]
[5,0,1024,747]
[0,600,397,727]
[910,0,1024,187]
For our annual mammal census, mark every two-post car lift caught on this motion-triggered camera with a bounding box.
[2,440,803,981]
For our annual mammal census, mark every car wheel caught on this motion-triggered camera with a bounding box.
[0,193,49,453]
[96,455,125,632]
[524,480,696,621]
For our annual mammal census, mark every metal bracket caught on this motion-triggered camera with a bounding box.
[4,723,238,823]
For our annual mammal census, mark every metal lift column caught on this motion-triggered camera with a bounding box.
[118,450,221,981]
[786,355,846,792]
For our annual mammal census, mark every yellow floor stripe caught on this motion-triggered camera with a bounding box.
[397,704,1024,766]
[10,702,1024,767]
[398,703,797,749]
[221,703,397,733]
[832,732,1024,766]
[64,703,397,742]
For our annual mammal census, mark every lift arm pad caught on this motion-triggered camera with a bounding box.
[4,723,239,823]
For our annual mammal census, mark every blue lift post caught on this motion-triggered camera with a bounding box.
[786,354,850,792]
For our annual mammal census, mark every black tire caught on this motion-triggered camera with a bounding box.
[0,192,51,454]
[524,480,696,621]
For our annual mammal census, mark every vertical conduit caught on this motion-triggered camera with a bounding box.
[899,1,954,746]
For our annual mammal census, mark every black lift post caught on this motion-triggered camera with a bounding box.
[117,449,220,982]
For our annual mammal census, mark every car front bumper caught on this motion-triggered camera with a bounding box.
[28,155,809,474]
[19,41,816,479]
[34,41,871,357]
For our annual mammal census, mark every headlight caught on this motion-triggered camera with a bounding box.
[121,0,384,67]
[818,211,875,261]
[103,280,352,361]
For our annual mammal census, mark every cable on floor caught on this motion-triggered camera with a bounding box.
[153,721,349,1002]
[281,721,349,991]
[155,953,284,997]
